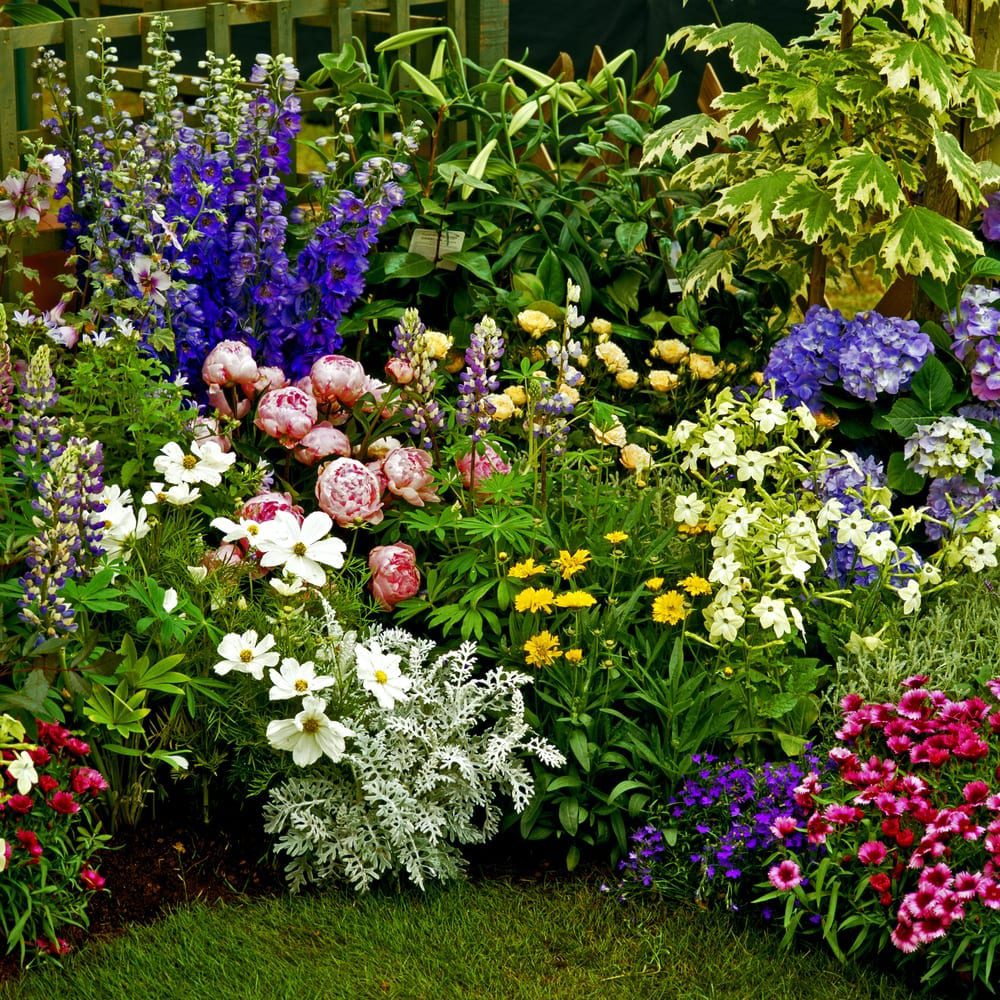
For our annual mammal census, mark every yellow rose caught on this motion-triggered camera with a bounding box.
[558,383,581,405]
[651,339,689,364]
[420,330,453,360]
[616,369,639,390]
[750,371,764,386]
[591,318,613,338]
[595,341,629,374]
[517,309,557,339]
[687,353,719,380]
[505,385,528,406]
[620,443,652,472]
[590,419,627,447]
[487,393,515,421]
[648,370,680,393]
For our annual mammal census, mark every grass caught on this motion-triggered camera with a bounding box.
[0,879,917,1000]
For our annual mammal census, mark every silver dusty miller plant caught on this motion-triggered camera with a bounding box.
[256,610,565,892]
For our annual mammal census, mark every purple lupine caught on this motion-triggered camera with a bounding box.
[390,308,446,450]
[457,315,505,442]
[13,345,62,471]
[0,307,13,431]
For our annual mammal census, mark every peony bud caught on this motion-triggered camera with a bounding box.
[310,355,368,407]
[368,543,420,610]
[201,340,259,390]
[293,422,352,466]
[255,386,317,446]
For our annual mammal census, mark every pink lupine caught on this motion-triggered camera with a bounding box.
[315,458,384,527]
[310,354,368,407]
[294,422,351,466]
[255,386,317,446]
[382,447,439,507]
[201,340,260,390]
[368,542,420,610]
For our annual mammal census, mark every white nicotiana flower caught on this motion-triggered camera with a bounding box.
[750,397,787,434]
[702,425,738,467]
[793,405,819,441]
[895,579,921,615]
[211,515,263,547]
[816,498,846,529]
[734,450,772,485]
[782,512,819,546]
[142,481,202,506]
[846,629,888,656]
[268,658,336,701]
[153,439,237,487]
[707,604,744,643]
[6,751,38,795]
[266,696,353,766]
[836,512,874,548]
[256,511,347,587]
[214,630,281,680]
[162,588,179,613]
[964,537,998,573]
[671,420,698,448]
[673,493,707,527]
[918,562,942,586]
[355,642,412,710]
[709,554,742,587]
[751,596,792,638]
[721,507,761,540]
[859,531,897,566]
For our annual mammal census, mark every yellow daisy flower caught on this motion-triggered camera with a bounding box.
[652,590,688,626]
[679,574,712,597]
[556,549,592,579]
[514,587,556,614]
[644,577,664,591]
[508,557,547,580]
[604,531,629,544]
[554,591,598,610]
[564,648,584,663]
[523,631,562,668]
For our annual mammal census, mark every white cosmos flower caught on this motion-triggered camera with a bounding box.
[859,531,896,565]
[6,751,38,795]
[214,630,281,680]
[211,515,262,547]
[895,579,921,615]
[153,439,237,487]
[100,505,150,559]
[355,642,412,710]
[750,397,787,433]
[836,512,874,548]
[98,485,133,509]
[674,493,707,527]
[708,605,744,643]
[162,588,179,613]
[256,511,347,587]
[751,596,792,638]
[270,575,307,597]
[964,537,998,572]
[268,657,335,701]
[266,696,353,766]
[142,481,202,506]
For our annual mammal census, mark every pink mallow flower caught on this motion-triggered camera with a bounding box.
[368,543,421,611]
[310,355,368,407]
[382,448,439,507]
[315,458,384,527]
[456,442,511,490]
[294,423,351,466]
[767,860,803,891]
[129,254,171,307]
[202,340,260,390]
[255,386,317,446]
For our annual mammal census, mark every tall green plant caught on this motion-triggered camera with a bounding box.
[643,0,1000,305]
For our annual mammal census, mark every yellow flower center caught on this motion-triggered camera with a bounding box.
[182,455,198,470]
[293,542,308,556]
[301,718,320,734]
[294,679,309,693]
[239,649,254,662]
[157,492,167,502]
[374,669,388,684]
[247,524,259,535]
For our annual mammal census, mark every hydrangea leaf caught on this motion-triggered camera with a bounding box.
[932,129,984,208]
[826,148,905,214]
[670,23,787,75]
[717,171,803,241]
[879,205,982,280]
[965,69,1000,127]
[777,180,842,243]
[642,114,729,164]
[714,87,787,132]
[873,39,957,111]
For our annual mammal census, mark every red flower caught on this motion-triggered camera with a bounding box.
[80,866,105,891]
[70,767,108,796]
[6,794,33,814]
[858,841,888,866]
[963,781,990,805]
[896,829,916,848]
[29,747,50,767]
[37,774,58,794]
[870,873,891,893]
[63,737,90,757]
[48,790,79,815]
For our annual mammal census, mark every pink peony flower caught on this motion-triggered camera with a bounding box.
[293,422,352,466]
[201,340,259,389]
[254,366,288,395]
[456,442,512,490]
[203,542,245,571]
[241,491,304,526]
[315,458,384,527]
[767,860,803,891]
[191,415,231,453]
[310,355,368,407]
[858,841,888,866]
[369,543,421,610]
[255,386,318,446]
[382,448,439,507]
[207,383,251,420]
[385,357,415,384]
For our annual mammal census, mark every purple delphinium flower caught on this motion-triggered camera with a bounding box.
[457,316,505,442]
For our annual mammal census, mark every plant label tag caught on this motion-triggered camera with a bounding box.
[409,228,465,271]
[668,278,682,294]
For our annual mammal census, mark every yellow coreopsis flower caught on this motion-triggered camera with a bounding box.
[564,648,584,663]
[508,558,547,580]
[523,631,562,667]
[556,549,592,579]
[514,587,556,613]
[652,590,688,625]
[604,531,629,544]
[554,591,597,609]
[679,574,712,597]
[644,577,664,591]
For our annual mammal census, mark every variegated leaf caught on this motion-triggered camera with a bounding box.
[873,39,957,112]
[778,180,846,243]
[716,170,803,242]
[641,114,729,165]
[671,23,787,75]
[965,69,1000,127]
[932,130,984,208]
[714,87,787,132]
[880,206,982,280]
[826,148,906,214]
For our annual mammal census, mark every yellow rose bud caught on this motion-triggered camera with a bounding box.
[648,369,680,393]
[616,369,639,390]
[590,419,627,448]
[420,330,452,360]
[591,318,613,337]
[620,443,652,472]
[517,309,557,339]
[505,385,528,406]
[651,339,689,364]
[487,393,515,421]
[687,353,719,380]
[595,341,629,374]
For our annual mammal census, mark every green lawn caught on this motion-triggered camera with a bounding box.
[0,880,916,1000]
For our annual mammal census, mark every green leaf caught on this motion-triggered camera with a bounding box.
[605,114,646,146]
[446,252,495,285]
[460,139,498,200]
[776,732,807,756]
[827,148,905,215]
[436,163,498,195]
[714,87,786,131]
[874,38,956,111]
[566,844,581,871]
[717,171,802,241]
[932,129,984,208]
[568,729,591,772]
[394,61,448,107]
[879,206,982,281]
[381,252,436,280]
[910,356,954,411]
[778,180,841,244]
[614,221,648,255]
[672,22,787,74]
[965,69,1000,127]
[884,397,934,437]
[607,270,642,314]
[692,325,721,354]
[537,250,564,304]
[558,798,582,836]
[641,113,728,164]
[887,452,925,495]
[375,26,450,52]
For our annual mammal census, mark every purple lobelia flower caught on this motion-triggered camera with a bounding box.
[456,316,505,442]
